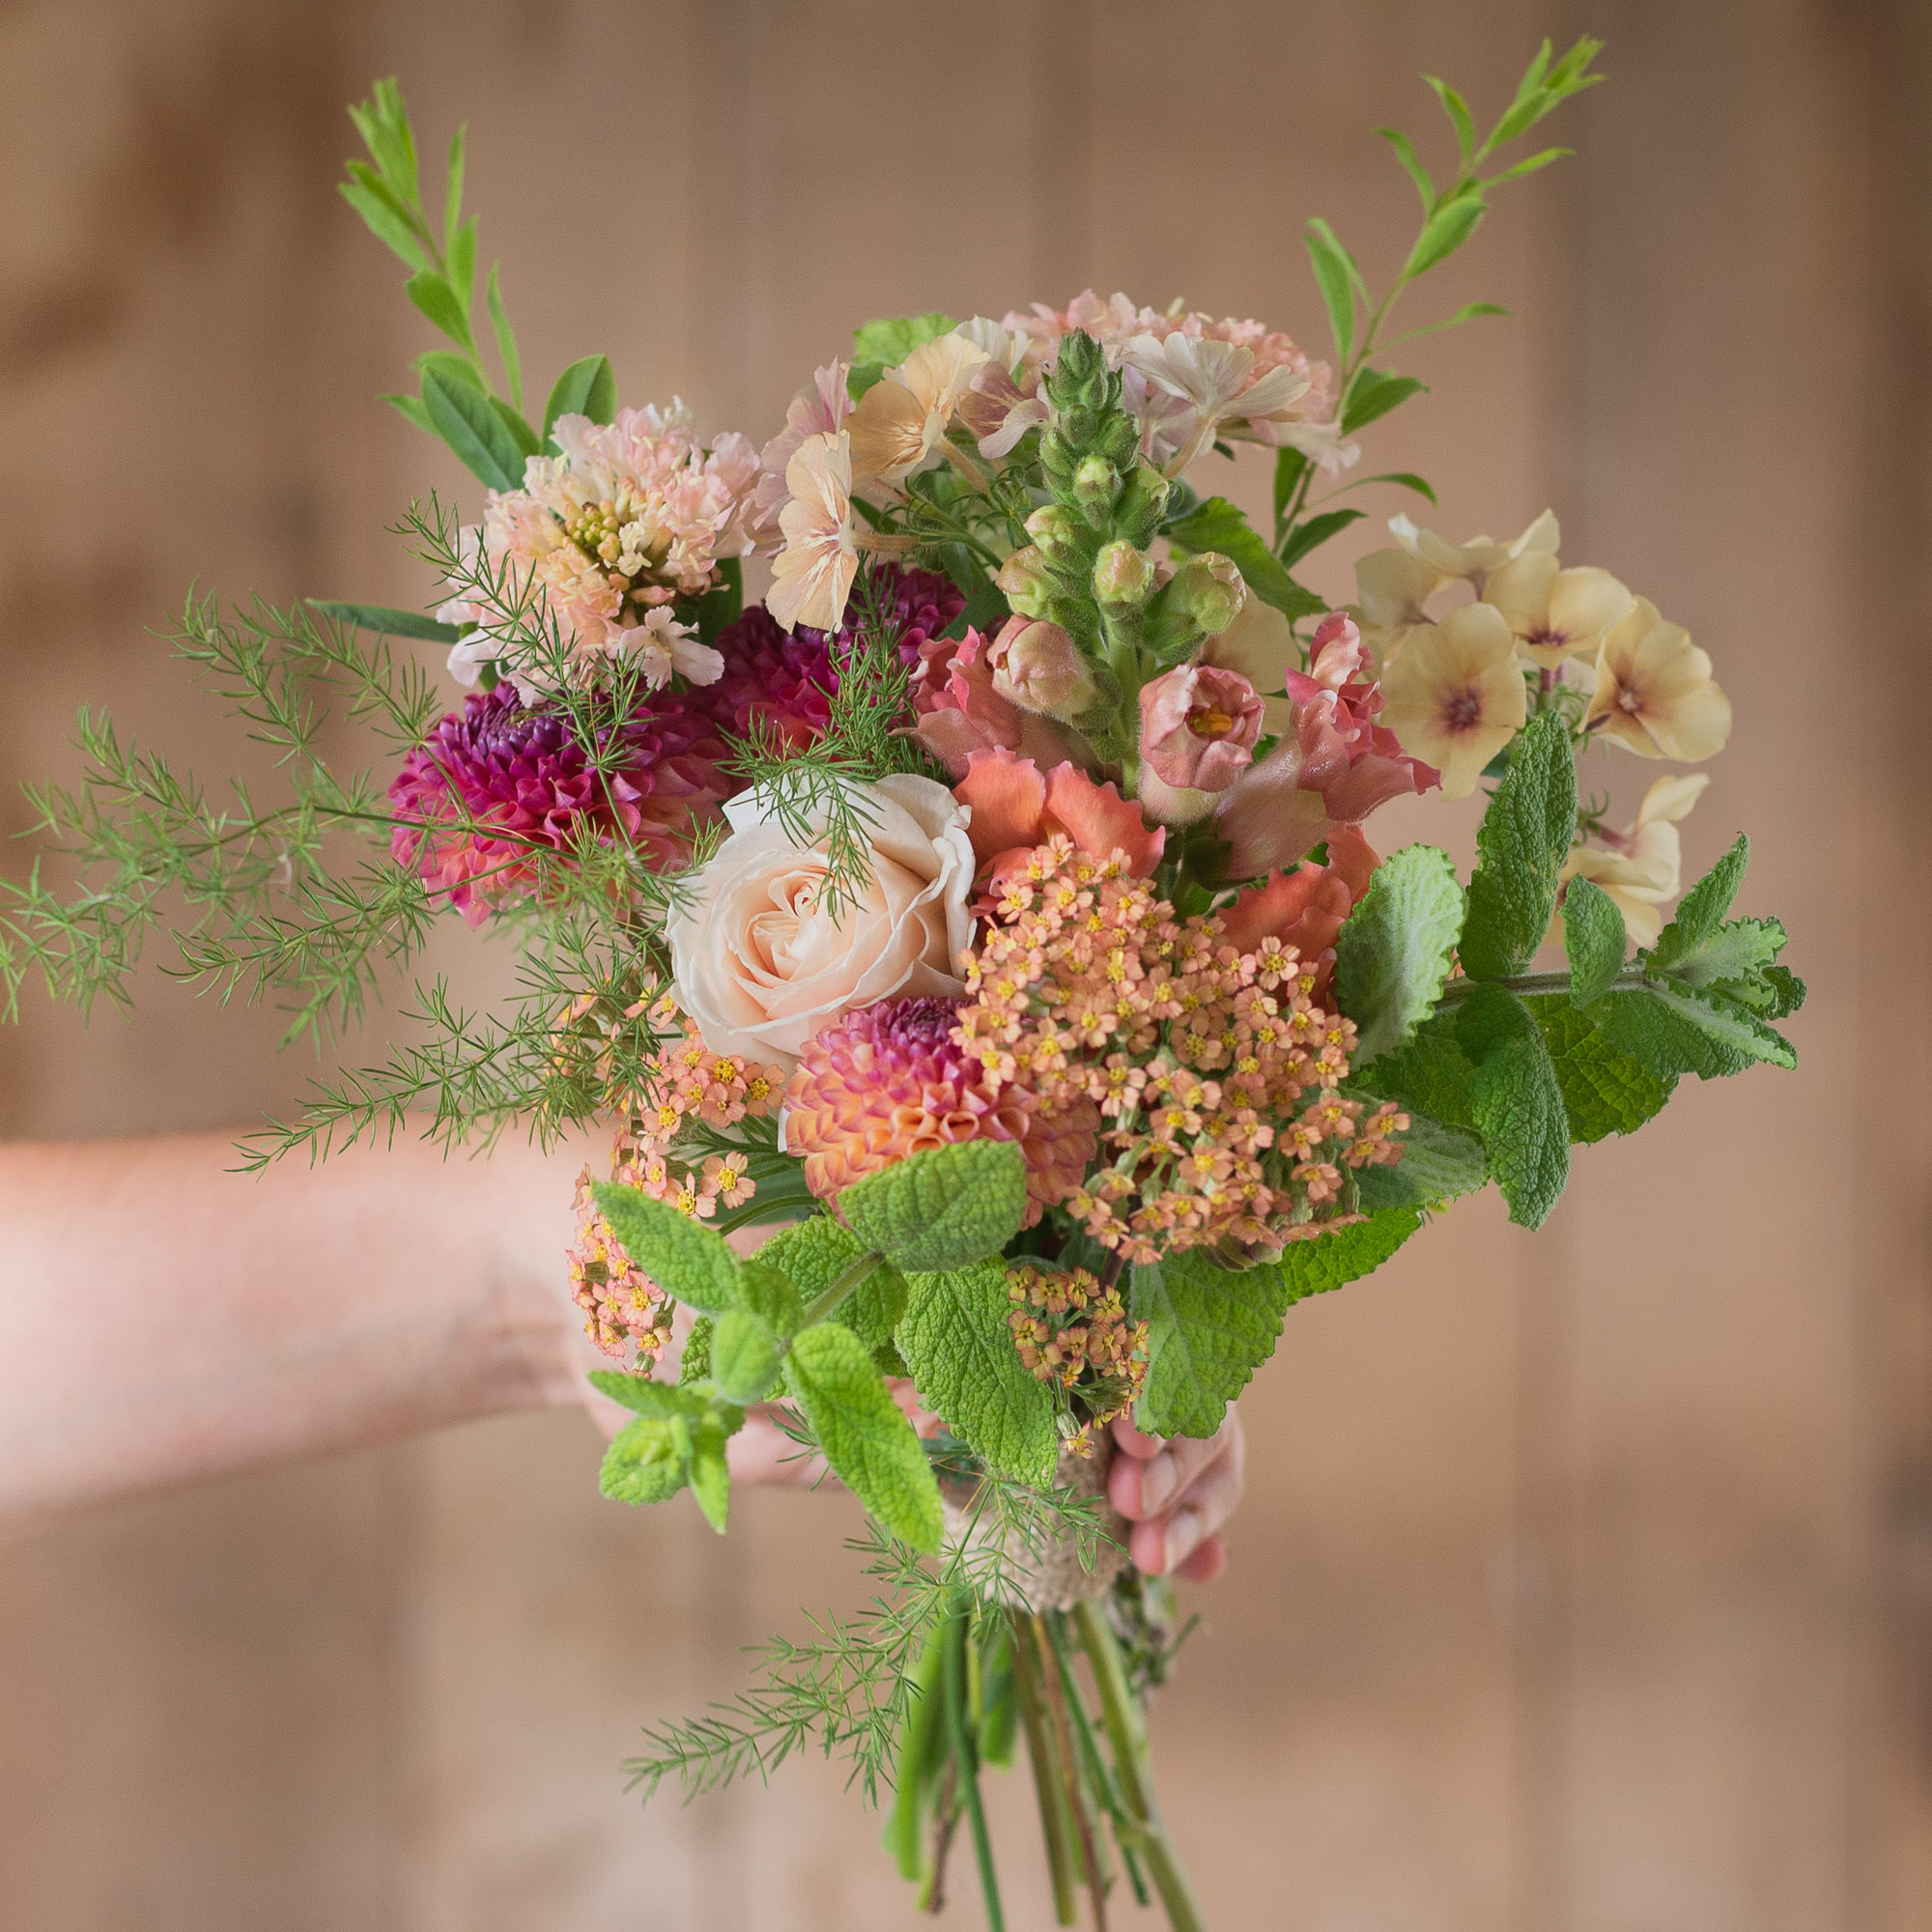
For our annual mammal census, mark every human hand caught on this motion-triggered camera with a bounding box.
[1107,1409,1244,1581]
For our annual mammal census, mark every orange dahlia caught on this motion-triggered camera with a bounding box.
[782,997,1094,1224]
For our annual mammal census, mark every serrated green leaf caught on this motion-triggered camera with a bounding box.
[1133,1250,1292,1439]
[687,1414,733,1533]
[897,1262,1059,1485]
[1752,964,1807,1020]
[838,1140,1028,1272]
[756,1215,905,1350]
[306,599,461,644]
[1304,218,1356,365]
[711,1309,784,1404]
[785,1324,943,1551]
[1650,834,1748,972]
[1460,712,1577,980]
[1333,843,1465,1065]
[1561,875,1627,1005]
[1165,496,1327,620]
[679,1316,714,1385]
[590,1181,741,1312]
[421,367,524,491]
[1457,983,1570,1228]
[1369,1008,1477,1130]
[1281,1206,1423,1298]
[587,1371,708,1418]
[1354,1114,1487,1209]
[1341,368,1428,436]
[543,354,617,444]
[600,1414,690,1505]
[1592,981,1798,1080]
[851,312,957,367]
[1404,190,1487,279]
[1279,507,1365,569]
[1664,916,1786,992]
[733,1260,805,1338]
[1521,994,1675,1142]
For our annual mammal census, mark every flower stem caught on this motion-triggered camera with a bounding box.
[799,1250,885,1327]
[1435,965,1654,1006]
[1071,1600,1207,1932]
[942,1611,1006,1932]
[1011,1612,1081,1925]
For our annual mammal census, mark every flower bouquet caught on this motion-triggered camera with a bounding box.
[2,37,1805,1930]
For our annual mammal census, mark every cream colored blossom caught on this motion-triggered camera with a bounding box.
[1483,551,1634,668]
[1352,545,1449,670]
[767,432,858,633]
[1585,598,1731,760]
[844,334,991,484]
[1391,508,1560,584]
[1555,773,1709,949]
[1378,601,1527,798]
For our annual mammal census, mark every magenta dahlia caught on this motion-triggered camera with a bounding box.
[781,995,1095,1224]
[388,684,730,925]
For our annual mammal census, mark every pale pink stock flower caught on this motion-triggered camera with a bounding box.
[1121,331,1311,476]
[751,361,850,544]
[767,432,859,634]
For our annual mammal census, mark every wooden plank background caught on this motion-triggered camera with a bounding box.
[1,1,1926,1925]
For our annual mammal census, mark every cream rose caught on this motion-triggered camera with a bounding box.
[665,774,977,1069]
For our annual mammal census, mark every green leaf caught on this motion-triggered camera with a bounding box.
[687,1413,734,1533]
[446,214,477,317]
[339,171,430,272]
[1650,835,1748,973]
[1375,126,1436,208]
[1752,964,1807,1021]
[589,1181,742,1312]
[851,312,957,368]
[711,1309,785,1404]
[1341,368,1428,437]
[421,367,525,491]
[1279,507,1364,569]
[1279,1207,1423,1300]
[491,397,540,459]
[1133,1250,1292,1439]
[1354,1114,1487,1210]
[1370,1009,1477,1131]
[1460,712,1577,980]
[1487,146,1572,185]
[733,1259,806,1339]
[1521,994,1675,1143]
[756,1215,904,1350]
[485,263,523,412]
[1304,218,1357,365]
[306,599,461,644]
[1664,917,1786,992]
[587,1371,707,1418]
[543,355,617,444]
[679,1316,714,1385]
[405,270,475,354]
[600,1414,691,1506]
[1562,875,1627,1006]
[882,1632,949,1880]
[1164,496,1327,620]
[1347,470,1437,504]
[1272,445,1310,539]
[896,1263,1059,1486]
[1386,301,1512,349]
[1333,843,1465,1065]
[383,391,435,437]
[1456,983,1570,1228]
[413,348,484,392]
[1403,190,1487,280]
[1424,75,1477,160]
[1593,982,1798,1080]
[784,1323,943,1551]
[693,554,743,645]
[441,125,465,252]
[838,1139,1029,1272]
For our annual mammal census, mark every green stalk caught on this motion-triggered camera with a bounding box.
[942,1612,1006,1932]
[1047,1613,1149,1909]
[1037,1613,1112,1928]
[1010,1613,1081,1925]
[799,1249,885,1327]
[1072,1600,1207,1932]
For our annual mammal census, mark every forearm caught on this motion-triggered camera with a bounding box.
[0,1129,588,1530]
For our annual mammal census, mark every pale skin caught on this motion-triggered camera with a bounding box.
[0,1130,1241,1578]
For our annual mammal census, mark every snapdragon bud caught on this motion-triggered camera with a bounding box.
[1024,502,1085,564]
[1167,552,1246,636]
[1072,454,1120,518]
[1113,465,1173,546]
[996,545,1056,618]
[1092,540,1155,605]
[988,617,1100,722]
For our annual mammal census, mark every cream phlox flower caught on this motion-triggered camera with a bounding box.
[1555,772,1709,949]
[1483,550,1634,669]
[1352,544,1449,670]
[1585,598,1732,761]
[752,361,849,545]
[1392,508,1560,585]
[630,606,723,692]
[1378,600,1527,798]
[767,432,859,634]
[845,334,991,485]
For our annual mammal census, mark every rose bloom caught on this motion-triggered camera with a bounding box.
[663,775,977,1071]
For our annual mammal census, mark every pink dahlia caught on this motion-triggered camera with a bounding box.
[389,685,730,925]
[782,996,1095,1225]
[700,566,965,753]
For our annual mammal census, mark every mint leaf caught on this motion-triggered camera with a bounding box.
[587,1371,708,1419]
[600,1415,690,1506]
[1459,713,1577,981]
[1521,994,1674,1142]
[756,1215,906,1350]
[589,1183,741,1313]
[1456,983,1570,1228]
[838,1140,1029,1272]
[1368,1009,1477,1130]
[687,1413,734,1533]
[1562,875,1627,1005]
[1662,916,1785,992]
[1134,1251,1292,1438]
[734,1261,805,1339]
[678,1317,714,1385]
[1279,1206,1423,1301]
[852,312,958,366]
[897,1262,1059,1486]
[1593,981,1797,1080]
[784,1324,943,1552]
[1333,844,1464,1065]
[1650,834,1747,973]
[1354,1114,1487,1209]
[1164,496,1327,619]
[710,1309,784,1404]
[1750,963,1806,1020]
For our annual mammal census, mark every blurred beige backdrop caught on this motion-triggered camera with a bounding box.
[2,1,1927,1926]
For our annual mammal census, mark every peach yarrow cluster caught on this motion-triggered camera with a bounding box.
[1006,1264,1150,1456]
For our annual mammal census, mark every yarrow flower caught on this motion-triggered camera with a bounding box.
[567,1173,674,1365]
[387,684,731,925]
[437,402,760,694]
[952,837,1408,1264]
[1006,1264,1150,1455]
[781,996,1096,1223]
